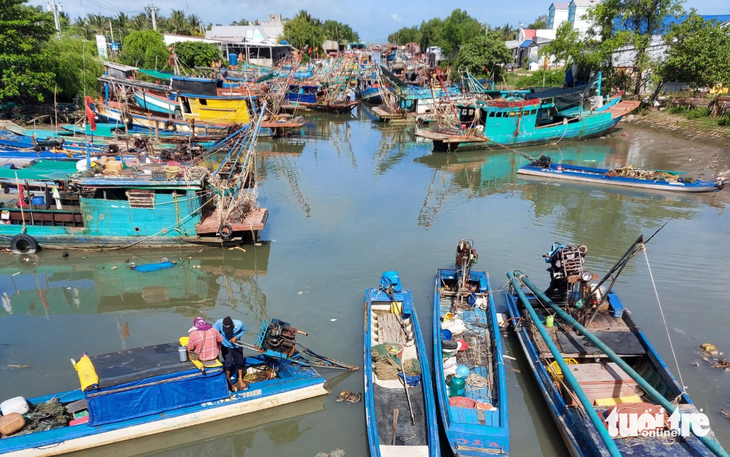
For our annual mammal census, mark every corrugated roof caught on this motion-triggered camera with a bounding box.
[550,2,570,9]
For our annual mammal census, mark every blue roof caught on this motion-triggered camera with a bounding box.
[520,40,534,48]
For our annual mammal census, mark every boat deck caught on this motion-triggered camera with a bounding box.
[527,308,645,359]
[607,100,641,120]
[370,107,408,122]
[415,129,487,144]
[196,208,268,235]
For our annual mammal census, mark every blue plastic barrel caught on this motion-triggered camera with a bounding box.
[31,196,45,206]
[229,53,238,67]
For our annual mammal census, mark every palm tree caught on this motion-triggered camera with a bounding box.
[113,12,130,39]
[168,9,190,35]
[188,14,202,36]
[87,13,107,35]
[130,13,149,31]
[73,16,93,40]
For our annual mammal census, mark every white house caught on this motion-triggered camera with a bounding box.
[205,14,286,45]
[568,0,601,34]
[548,2,570,30]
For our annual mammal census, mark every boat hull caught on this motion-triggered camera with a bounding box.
[364,287,440,457]
[517,165,724,193]
[0,368,327,456]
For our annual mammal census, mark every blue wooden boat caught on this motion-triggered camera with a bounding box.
[364,272,439,457]
[517,157,727,193]
[415,73,641,151]
[133,89,179,117]
[0,339,327,456]
[286,84,319,104]
[505,239,729,457]
[433,240,509,455]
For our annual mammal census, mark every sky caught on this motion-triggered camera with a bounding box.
[32,0,729,42]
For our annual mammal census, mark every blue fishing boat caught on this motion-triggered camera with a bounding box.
[505,238,729,457]
[286,84,319,104]
[0,322,328,456]
[133,89,180,117]
[433,240,509,456]
[364,272,439,457]
[415,73,641,151]
[517,156,727,193]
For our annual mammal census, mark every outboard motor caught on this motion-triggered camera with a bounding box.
[261,319,300,357]
[543,242,587,303]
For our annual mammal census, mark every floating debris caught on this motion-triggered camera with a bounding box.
[336,390,361,403]
[6,364,28,369]
[701,343,719,355]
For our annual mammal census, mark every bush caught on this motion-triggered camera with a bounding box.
[515,69,565,88]
[719,113,730,127]
[686,107,709,119]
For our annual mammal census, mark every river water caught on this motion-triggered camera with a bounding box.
[1,109,729,456]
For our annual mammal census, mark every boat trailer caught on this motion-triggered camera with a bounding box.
[235,318,358,372]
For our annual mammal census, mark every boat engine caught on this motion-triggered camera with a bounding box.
[260,319,301,357]
[455,239,479,300]
[543,242,587,303]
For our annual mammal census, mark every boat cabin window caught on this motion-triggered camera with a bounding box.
[96,188,127,200]
[199,99,208,106]
[181,99,192,114]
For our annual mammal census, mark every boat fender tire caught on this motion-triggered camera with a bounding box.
[164,120,177,132]
[219,224,233,239]
[10,234,38,254]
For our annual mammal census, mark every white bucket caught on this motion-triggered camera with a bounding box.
[178,346,188,362]
[1,397,29,416]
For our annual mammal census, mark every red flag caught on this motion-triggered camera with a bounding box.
[85,96,97,132]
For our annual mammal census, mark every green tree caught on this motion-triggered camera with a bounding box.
[440,9,483,57]
[112,12,130,40]
[44,37,104,101]
[322,20,359,43]
[453,31,512,80]
[130,13,150,32]
[230,19,248,26]
[174,41,222,69]
[0,0,56,102]
[167,9,191,35]
[282,10,326,55]
[655,12,730,93]
[388,26,422,46]
[120,29,169,69]
[188,14,203,36]
[528,14,548,29]
[419,18,444,51]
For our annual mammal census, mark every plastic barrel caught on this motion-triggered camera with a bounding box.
[31,196,44,206]
[229,53,238,67]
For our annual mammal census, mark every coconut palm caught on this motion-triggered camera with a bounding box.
[168,9,190,35]
[188,14,203,36]
[87,13,107,35]
[113,12,130,39]
[130,13,149,31]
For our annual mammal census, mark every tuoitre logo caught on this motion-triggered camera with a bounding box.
[605,407,710,438]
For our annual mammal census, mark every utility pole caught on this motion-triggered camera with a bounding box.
[47,0,62,37]
[148,4,159,31]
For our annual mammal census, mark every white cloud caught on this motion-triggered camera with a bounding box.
[390,13,401,22]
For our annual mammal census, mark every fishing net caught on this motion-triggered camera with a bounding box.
[605,166,687,182]
[371,343,420,380]
[14,398,70,436]
[243,363,277,383]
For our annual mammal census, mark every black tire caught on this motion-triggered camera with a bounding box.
[164,120,177,132]
[10,234,38,254]
[219,224,233,239]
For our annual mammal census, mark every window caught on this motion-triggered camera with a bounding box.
[126,190,155,209]
[199,99,208,106]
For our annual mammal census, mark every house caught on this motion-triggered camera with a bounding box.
[548,2,570,30]
[205,14,286,45]
[568,0,601,34]
[509,25,558,67]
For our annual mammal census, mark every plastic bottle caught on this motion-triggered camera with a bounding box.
[449,376,466,397]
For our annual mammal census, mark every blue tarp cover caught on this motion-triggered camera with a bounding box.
[85,343,229,426]
[133,261,175,273]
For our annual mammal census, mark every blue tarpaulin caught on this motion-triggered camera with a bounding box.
[133,261,175,273]
[85,343,229,426]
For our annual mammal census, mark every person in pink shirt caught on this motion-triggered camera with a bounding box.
[186,317,223,363]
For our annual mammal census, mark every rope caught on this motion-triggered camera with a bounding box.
[466,372,489,389]
[642,245,687,395]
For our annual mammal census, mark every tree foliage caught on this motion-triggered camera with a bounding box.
[282,10,326,54]
[0,0,56,102]
[439,9,483,57]
[453,32,512,80]
[528,14,548,30]
[174,41,222,69]
[43,37,104,101]
[388,26,422,45]
[656,12,730,90]
[119,30,169,69]
[322,20,359,43]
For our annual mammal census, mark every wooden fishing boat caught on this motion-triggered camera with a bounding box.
[0,331,328,456]
[505,238,728,457]
[415,73,640,151]
[433,240,509,455]
[364,272,439,457]
[517,156,726,193]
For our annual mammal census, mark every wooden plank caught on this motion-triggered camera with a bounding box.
[196,208,268,235]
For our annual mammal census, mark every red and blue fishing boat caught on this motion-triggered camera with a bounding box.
[364,271,439,457]
[433,240,509,455]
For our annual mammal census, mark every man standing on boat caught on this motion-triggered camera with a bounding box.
[186,317,223,363]
[213,316,248,391]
